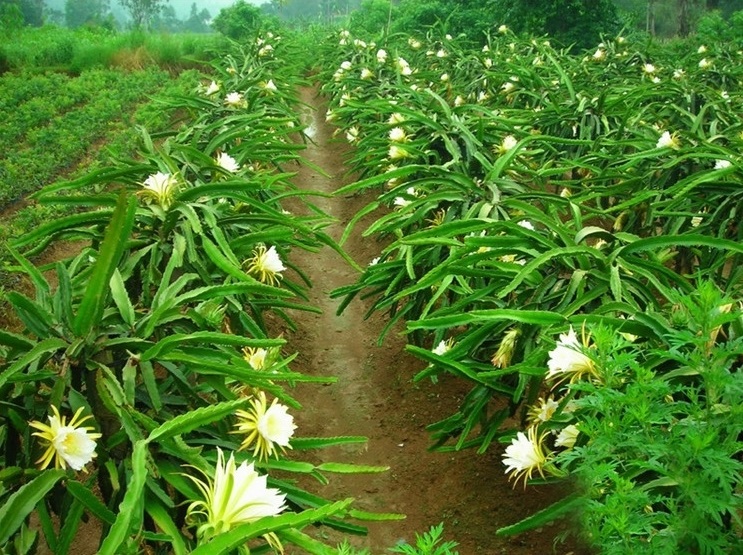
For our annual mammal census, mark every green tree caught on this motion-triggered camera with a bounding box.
[678,0,692,34]
[387,0,503,43]
[152,3,180,31]
[496,0,620,50]
[20,0,42,25]
[212,0,262,40]
[702,0,743,14]
[65,0,110,28]
[349,0,393,35]
[0,0,24,30]
[394,0,447,31]
[184,2,210,33]
[613,0,743,37]
[260,0,317,20]
[118,0,166,28]
[0,0,42,26]
[258,0,364,23]
[45,7,65,25]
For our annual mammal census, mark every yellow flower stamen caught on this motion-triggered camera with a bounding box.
[29,406,101,472]
[244,245,286,286]
[233,391,296,461]
[502,426,552,488]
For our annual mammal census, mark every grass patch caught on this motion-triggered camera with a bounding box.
[0,26,226,74]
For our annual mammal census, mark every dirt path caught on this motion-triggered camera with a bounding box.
[279,87,584,555]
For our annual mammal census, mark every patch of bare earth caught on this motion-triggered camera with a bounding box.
[274,86,589,555]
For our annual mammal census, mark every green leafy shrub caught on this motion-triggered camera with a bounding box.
[212,0,264,41]
[335,524,458,555]
[349,0,394,36]
[0,27,219,73]
[0,2,24,31]
[389,523,459,555]
[548,284,743,554]
[0,46,9,74]
[0,67,171,205]
[392,0,493,43]
[697,9,743,46]
[34,32,75,67]
[497,0,621,50]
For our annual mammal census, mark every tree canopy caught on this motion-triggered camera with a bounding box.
[64,0,110,28]
[212,0,262,40]
[0,0,42,27]
[118,0,166,28]
[242,0,743,44]
[494,0,620,49]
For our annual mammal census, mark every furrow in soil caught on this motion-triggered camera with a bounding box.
[278,86,583,555]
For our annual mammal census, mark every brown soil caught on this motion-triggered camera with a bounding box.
[275,86,588,555]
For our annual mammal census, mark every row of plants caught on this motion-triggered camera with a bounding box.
[0,68,162,152]
[0,66,203,317]
[316,27,742,554]
[0,70,71,115]
[0,31,438,555]
[0,67,176,206]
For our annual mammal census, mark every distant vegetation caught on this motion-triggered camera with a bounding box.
[200,0,743,51]
[4,1,743,52]
[258,0,743,46]
[0,26,226,73]
[1,0,213,32]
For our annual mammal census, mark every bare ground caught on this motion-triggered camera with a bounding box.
[274,86,587,555]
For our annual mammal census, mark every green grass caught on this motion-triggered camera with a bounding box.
[0,26,227,73]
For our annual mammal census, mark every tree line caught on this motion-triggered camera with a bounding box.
[3,0,743,43]
[255,0,743,47]
[0,0,210,31]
